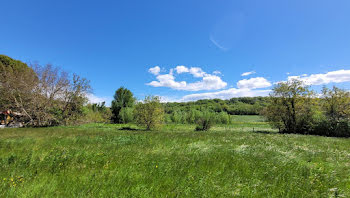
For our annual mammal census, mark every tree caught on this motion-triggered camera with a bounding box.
[134,96,164,130]
[315,86,350,137]
[0,55,38,123]
[0,55,91,126]
[321,86,350,122]
[111,87,135,123]
[262,79,315,134]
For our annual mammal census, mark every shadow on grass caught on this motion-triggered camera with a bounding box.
[253,130,279,135]
[118,127,145,131]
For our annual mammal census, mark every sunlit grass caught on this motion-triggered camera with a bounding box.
[0,116,349,197]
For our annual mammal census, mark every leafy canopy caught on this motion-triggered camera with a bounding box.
[134,96,164,130]
[111,87,135,123]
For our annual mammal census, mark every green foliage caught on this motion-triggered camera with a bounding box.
[0,55,90,126]
[164,97,269,117]
[134,96,164,130]
[0,54,34,74]
[263,81,350,137]
[217,111,231,124]
[111,87,135,123]
[0,55,38,113]
[311,86,350,137]
[82,102,112,124]
[195,111,215,131]
[119,107,134,124]
[162,97,269,125]
[262,79,316,134]
[321,86,350,122]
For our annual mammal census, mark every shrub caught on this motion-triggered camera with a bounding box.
[217,111,231,124]
[195,111,215,131]
[134,96,164,130]
[81,103,112,124]
[119,107,134,124]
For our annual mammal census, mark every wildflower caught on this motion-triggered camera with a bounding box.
[155,165,158,168]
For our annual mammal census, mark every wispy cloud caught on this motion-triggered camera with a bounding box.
[148,66,161,75]
[210,35,229,51]
[213,70,222,75]
[181,88,271,101]
[241,71,256,76]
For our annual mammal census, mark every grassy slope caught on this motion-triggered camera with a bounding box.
[0,117,349,197]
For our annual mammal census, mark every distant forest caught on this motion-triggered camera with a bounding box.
[164,97,268,115]
[162,97,268,125]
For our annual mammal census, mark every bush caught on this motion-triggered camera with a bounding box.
[309,86,350,137]
[81,103,112,124]
[217,111,231,124]
[119,107,134,124]
[195,111,215,131]
[134,96,164,130]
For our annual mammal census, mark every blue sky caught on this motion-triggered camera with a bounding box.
[1,0,350,105]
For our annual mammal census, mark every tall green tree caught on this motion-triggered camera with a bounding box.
[315,86,350,137]
[321,86,350,122]
[111,87,135,123]
[262,79,315,134]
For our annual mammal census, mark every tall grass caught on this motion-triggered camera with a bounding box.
[0,117,349,197]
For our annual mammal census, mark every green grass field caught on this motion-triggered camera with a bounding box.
[0,116,349,197]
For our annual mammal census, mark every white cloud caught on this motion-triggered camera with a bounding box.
[181,88,271,101]
[147,73,187,89]
[184,75,227,91]
[147,66,227,91]
[175,65,189,74]
[241,71,256,76]
[286,69,350,85]
[147,73,227,91]
[189,67,206,78]
[213,70,222,75]
[237,77,272,89]
[148,66,160,75]
[86,94,113,106]
[156,96,179,103]
[149,68,350,102]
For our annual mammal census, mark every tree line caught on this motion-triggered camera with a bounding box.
[1,55,349,137]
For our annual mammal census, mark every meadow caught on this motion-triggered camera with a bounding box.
[0,116,349,197]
